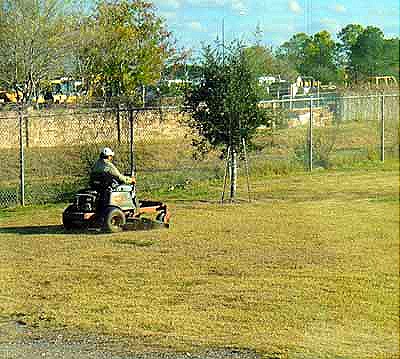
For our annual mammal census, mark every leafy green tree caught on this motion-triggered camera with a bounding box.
[75,0,173,104]
[337,24,364,63]
[277,31,339,84]
[338,24,364,48]
[277,32,311,71]
[184,42,266,200]
[382,38,400,80]
[302,30,339,83]
[337,24,399,84]
[277,24,398,86]
[244,45,298,81]
[349,26,386,80]
[244,46,274,77]
[0,0,77,102]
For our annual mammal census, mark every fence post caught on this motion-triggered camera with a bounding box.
[242,138,251,202]
[25,115,29,148]
[229,149,237,201]
[18,111,25,206]
[221,146,231,203]
[128,108,135,176]
[308,97,313,171]
[380,94,385,162]
[116,104,121,144]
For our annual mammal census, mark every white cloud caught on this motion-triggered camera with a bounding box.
[187,0,226,7]
[319,18,341,33]
[333,4,346,13]
[160,0,181,9]
[187,21,205,32]
[232,0,248,15]
[160,11,178,21]
[288,0,302,14]
[186,0,247,13]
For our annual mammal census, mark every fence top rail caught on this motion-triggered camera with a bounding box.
[340,93,399,100]
[281,92,338,100]
[259,93,399,105]
[0,94,398,118]
[0,105,182,120]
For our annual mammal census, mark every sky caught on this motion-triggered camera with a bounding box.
[152,0,400,54]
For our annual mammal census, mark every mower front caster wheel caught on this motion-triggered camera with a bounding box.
[103,207,126,232]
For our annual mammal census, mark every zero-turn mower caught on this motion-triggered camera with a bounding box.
[62,175,170,232]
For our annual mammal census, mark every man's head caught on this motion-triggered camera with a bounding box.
[100,147,114,160]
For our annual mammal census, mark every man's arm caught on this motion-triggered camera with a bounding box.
[107,162,135,185]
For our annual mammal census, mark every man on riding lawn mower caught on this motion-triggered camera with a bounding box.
[90,147,136,189]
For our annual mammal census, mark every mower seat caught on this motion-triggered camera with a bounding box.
[89,172,119,192]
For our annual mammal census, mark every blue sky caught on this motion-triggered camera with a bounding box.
[152,0,400,53]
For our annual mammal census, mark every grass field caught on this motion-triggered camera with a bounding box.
[0,163,399,358]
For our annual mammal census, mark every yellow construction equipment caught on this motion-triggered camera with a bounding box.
[0,89,23,103]
[33,77,83,105]
[367,76,398,89]
[51,78,83,104]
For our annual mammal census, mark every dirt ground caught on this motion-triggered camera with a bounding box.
[0,320,261,359]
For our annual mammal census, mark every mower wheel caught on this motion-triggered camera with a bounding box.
[155,212,170,228]
[62,205,80,230]
[102,207,126,232]
[156,212,166,223]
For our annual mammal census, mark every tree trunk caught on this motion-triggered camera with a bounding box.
[229,149,237,201]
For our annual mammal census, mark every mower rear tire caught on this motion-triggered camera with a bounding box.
[63,205,82,230]
[102,207,126,233]
[156,212,166,223]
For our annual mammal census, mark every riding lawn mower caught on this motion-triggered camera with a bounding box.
[62,172,170,233]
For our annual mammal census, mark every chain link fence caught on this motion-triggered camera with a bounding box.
[0,105,224,207]
[0,111,20,206]
[0,92,398,207]
[256,93,399,172]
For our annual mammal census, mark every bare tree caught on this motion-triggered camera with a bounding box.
[74,0,173,105]
[0,0,78,102]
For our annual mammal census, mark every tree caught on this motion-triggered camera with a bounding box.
[184,42,267,200]
[243,45,274,78]
[337,24,364,64]
[349,26,386,80]
[302,30,339,83]
[277,32,311,71]
[0,0,77,102]
[244,45,298,81]
[75,0,173,104]
[383,38,400,80]
[277,31,339,83]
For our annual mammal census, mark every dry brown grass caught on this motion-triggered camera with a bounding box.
[0,166,398,358]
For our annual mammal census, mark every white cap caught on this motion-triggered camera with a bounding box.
[100,147,114,157]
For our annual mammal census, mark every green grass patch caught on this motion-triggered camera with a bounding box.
[0,166,398,358]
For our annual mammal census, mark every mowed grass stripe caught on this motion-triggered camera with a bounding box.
[0,167,398,358]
